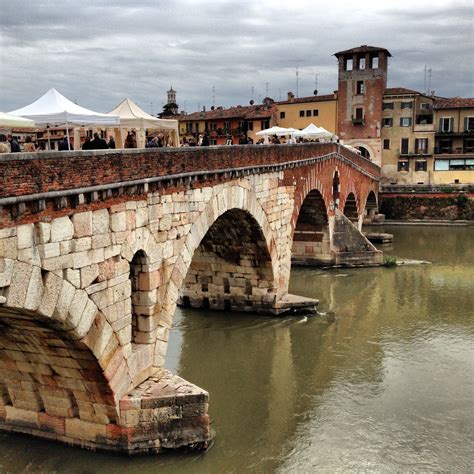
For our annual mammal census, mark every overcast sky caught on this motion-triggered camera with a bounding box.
[1,0,472,115]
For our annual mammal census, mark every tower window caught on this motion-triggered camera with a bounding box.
[383,139,390,150]
[371,56,379,68]
[306,110,311,117]
[299,110,304,117]
[280,111,286,119]
[359,57,365,69]
[313,109,319,116]
[346,59,353,71]
[356,81,365,95]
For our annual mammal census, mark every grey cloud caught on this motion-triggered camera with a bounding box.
[1,0,472,114]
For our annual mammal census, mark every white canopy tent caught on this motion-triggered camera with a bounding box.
[256,126,298,137]
[293,123,335,140]
[0,112,36,129]
[106,98,179,147]
[8,88,120,150]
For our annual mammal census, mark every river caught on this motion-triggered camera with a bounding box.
[1,225,473,472]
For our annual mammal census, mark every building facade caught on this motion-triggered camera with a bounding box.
[179,101,276,145]
[380,88,436,185]
[432,98,474,184]
[275,92,337,133]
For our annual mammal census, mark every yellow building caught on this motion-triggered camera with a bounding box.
[380,88,436,185]
[432,98,474,185]
[276,92,338,133]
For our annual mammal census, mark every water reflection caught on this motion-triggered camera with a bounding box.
[0,226,472,472]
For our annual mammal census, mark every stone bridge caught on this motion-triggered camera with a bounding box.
[0,143,381,454]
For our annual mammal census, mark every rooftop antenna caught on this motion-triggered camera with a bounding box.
[296,67,299,98]
[279,88,281,100]
[150,102,153,115]
[423,65,427,94]
[265,82,269,97]
[427,68,432,94]
[314,73,319,92]
[183,100,187,113]
[251,86,254,101]
[212,86,215,107]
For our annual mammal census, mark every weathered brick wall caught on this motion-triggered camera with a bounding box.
[0,144,379,201]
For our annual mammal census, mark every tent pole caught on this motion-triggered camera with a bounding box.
[66,123,71,150]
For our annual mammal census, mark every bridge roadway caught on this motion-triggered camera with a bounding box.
[0,143,381,453]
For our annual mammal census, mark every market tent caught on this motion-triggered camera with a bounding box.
[106,98,179,147]
[9,88,120,127]
[9,88,120,150]
[256,126,297,137]
[293,123,334,140]
[0,112,36,129]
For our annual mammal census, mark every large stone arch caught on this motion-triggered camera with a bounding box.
[0,259,122,433]
[154,184,280,365]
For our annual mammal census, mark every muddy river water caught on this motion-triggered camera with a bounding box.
[0,225,473,472]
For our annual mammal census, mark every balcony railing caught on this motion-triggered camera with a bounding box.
[351,117,365,126]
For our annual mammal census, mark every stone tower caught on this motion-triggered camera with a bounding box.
[167,86,177,105]
[334,45,391,165]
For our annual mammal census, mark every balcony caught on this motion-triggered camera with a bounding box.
[414,123,435,133]
[436,129,474,137]
[351,117,365,126]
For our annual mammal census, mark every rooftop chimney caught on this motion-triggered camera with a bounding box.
[287,91,295,102]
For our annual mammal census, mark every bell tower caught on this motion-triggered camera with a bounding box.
[334,45,391,164]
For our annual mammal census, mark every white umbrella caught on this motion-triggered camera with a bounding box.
[0,112,36,129]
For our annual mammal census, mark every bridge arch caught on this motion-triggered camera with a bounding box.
[291,189,331,266]
[0,260,123,430]
[343,192,359,222]
[156,184,280,364]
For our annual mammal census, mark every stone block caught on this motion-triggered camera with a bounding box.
[111,212,127,232]
[73,237,92,252]
[72,211,93,238]
[5,405,38,428]
[64,268,81,288]
[38,272,63,317]
[68,289,89,328]
[6,261,32,308]
[77,299,98,338]
[42,254,73,271]
[24,266,44,311]
[72,250,93,269]
[81,264,99,288]
[0,258,14,288]
[0,237,18,260]
[17,224,34,249]
[92,209,110,235]
[91,234,111,249]
[37,242,61,259]
[65,418,106,442]
[53,280,76,323]
[51,217,74,242]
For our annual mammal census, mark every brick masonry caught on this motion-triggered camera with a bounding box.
[0,144,380,453]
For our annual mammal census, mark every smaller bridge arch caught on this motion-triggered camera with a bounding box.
[292,189,331,266]
[343,192,359,222]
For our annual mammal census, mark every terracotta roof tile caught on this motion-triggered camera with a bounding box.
[434,97,474,109]
[384,87,421,96]
[276,94,336,105]
[179,104,276,122]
